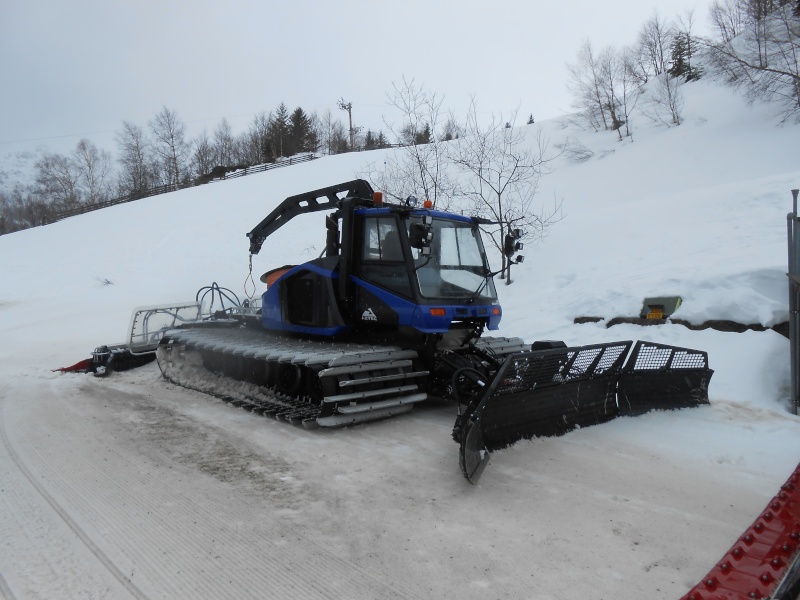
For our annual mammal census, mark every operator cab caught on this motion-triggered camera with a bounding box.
[357,211,497,304]
[254,181,505,337]
[352,208,501,334]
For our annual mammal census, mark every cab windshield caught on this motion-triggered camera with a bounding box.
[410,217,497,301]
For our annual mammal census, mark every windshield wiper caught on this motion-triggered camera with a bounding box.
[466,267,500,304]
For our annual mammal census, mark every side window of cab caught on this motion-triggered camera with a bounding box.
[362,217,404,262]
[360,216,413,297]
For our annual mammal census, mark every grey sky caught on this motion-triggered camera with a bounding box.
[1,0,711,157]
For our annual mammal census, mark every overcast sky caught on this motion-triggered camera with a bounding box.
[1,0,712,158]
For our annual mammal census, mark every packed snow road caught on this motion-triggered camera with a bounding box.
[0,362,787,600]
[0,367,424,600]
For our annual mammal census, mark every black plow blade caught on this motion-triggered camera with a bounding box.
[617,341,713,415]
[458,418,490,484]
[456,340,713,484]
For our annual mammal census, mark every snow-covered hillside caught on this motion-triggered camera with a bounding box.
[1,79,800,599]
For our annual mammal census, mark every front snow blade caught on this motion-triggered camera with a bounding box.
[617,340,713,415]
[457,341,632,483]
[479,341,632,449]
[456,339,714,484]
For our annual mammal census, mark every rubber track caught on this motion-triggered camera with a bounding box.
[197,388,320,427]
[157,324,426,426]
[157,350,323,427]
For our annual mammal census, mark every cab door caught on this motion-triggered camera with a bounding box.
[354,215,414,326]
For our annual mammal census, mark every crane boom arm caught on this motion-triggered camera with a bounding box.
[246,179,374,254]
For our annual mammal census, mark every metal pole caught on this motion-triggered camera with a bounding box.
[789,211,797,415]
[789,189,800,414]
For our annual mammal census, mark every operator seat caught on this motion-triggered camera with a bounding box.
[381,230,403,261]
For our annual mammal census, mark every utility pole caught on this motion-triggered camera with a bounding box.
[338,98,355,149]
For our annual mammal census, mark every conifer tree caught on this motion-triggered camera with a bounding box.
[668,35,691,79]
[289,107,317,154]
[268,103,290,158]
[364,130,376,150]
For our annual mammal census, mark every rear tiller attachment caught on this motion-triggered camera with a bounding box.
[454,340,713,484]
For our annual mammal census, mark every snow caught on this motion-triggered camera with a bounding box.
[1,78,800,599]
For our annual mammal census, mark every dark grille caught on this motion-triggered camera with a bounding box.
[625,340,709,371]
[495,341,632,396]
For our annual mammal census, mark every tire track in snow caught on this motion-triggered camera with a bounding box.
[0,453,129,598]
[0,573,17,600]
[6,386,300,599]
[0,394,149,600]
[4,374,421,600]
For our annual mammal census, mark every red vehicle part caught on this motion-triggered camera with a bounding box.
[681,463,800,600]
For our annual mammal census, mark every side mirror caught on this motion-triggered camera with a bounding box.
[409,222,433,249]
[503,228,524,257]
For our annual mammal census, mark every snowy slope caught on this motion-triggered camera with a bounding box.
[1,79,800,599]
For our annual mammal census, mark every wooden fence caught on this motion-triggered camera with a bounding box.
[49,153,318,223]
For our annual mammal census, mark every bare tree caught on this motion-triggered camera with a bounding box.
[638,11,673,77]
[316,109,334,155]
[742,1,800,62]
[372,77,460,209]
[705,3,800,120]
[568,40,611,131]
[744,0,777,67]
[307,111,323,151]
[116,120,155,197]
[620,46,646,139]
[449,105,561,284]
[0,187,54,232]
[34,152,81,208]
[641,72,685,126]
[709,0,745,43]
[241,111,272,164]
[440,116,463,141]
[149,106,191,186]
[312,109,351,155]
[191,130,216,178]
[213,118,237,166]
[569,42,644,139]
[330,120,349,154]
[597,46,627,138]
[73,139,112,204]
[30,139,114,210]
[627,37,654,87]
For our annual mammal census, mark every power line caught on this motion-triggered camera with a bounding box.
[0,130,118,146]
